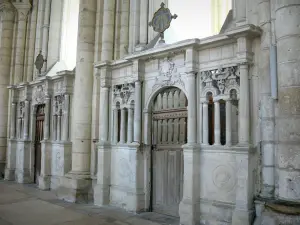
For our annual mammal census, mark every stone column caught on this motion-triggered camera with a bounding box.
[238,63,250,145]
[120,108,126,143]
[139,0,148,46]
[113,108,119,144]
[134,81,142,143]
[99,87,109,142]
[12,2,31,84]
[129,0,140,53]
[202,102,209,145]
[26,0,38,82]
[23,100,30,140]
[187,73,197,144]
[10,103,17,139]
[101,0,116,61]
[62,94,69,141]
[0,3,15,177]
[43,97,50,140]
[58,0,96,203]
[42,0,51,73]
[275,0,300,201]
[120,0,130,58]
[53,115,57,141]
[198,102,203,143]
[235,0,246,25]
[226,100,232,146]
[127,107,134,143]
[214,100,221,145]
[57,114,61,141]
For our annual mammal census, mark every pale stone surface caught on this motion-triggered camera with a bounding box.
[0,181,174,225]
[1,0,300,224]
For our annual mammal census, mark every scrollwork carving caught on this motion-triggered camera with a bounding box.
[200,66,239,96]
[32,85,46,105]
[113,83,135,105]
[153,57,184,90]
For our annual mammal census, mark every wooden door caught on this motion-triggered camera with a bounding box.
[34,105,45,184]
[151,88,187,217]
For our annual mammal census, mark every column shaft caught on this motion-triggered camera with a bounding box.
[187,73,197,143]
[26,0,38,82]
[71,0,96,175]
[139,0,148,45]
[62,94,69,141]
[99,87,109,142]
[214,101,221,145]
[127,108,133,143]
[101,0,116,61]
[53,116,57,141]
[120,0,130,58]
[134,81,141,143]
[202,102,209,145]
[44,97,50,140]
[10,103,16,139]
[13,6,30,84]
[42,0,51,72]
[238,64,250,145]
[113,109,119,143]
[226,100,232,146]
[57,115,61,141]
[23,100,30,139]
[129,0,140,52]
[120,108,126,143]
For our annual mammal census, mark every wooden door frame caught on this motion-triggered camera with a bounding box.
[147,86,188,216]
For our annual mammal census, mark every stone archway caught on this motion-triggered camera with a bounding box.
[151,87,187,217]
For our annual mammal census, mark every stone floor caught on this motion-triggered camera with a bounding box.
[0,180,179,225]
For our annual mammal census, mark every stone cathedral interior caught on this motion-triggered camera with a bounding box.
[0,0,300,225]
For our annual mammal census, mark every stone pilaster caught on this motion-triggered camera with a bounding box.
[202,101,209,145]
[120,0,130,58]
[26,0,38,82]
[226,100,232,146]
[62,94,70,141]
[129,0,140,53]
[101,0,116,61]
[238,63,250,145]
[12,2,31,84]
[214,100,221,145]
[41,0,51,73]
[127,107,134,143]
[275,0,300,202]
[58,0,96,203]
[113,108,119,144]
[120,108,126,143]
[0,2,15,178]
[258,0,276,198]
[134,81,142,143]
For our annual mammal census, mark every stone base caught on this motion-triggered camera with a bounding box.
[254,199,300,225]
[179,199,198,225]
[4,168,15,181]
[38,175,51,190]
[15,169,33,183]
[94,183,110,206]
[56,174,93,203]
[232,209,254,225]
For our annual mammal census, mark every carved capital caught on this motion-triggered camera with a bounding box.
[0,1,15,21]
[12,2,31,21]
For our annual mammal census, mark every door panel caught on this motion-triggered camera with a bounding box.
[151,87,187,217]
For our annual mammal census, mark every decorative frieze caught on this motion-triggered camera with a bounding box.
[113,83,135,106]
[153,57,184,90]
[200,66,240,97]
[32,84,46,105]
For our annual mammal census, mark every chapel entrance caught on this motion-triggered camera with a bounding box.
[34,104,45,184]
[151,87,187,217]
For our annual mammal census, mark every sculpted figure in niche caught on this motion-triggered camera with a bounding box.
[35,51,47,75]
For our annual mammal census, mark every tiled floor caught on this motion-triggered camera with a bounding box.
[0,180,179,225]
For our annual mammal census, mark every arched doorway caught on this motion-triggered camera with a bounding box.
[151,87,187,217]
[34,104,45,184]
